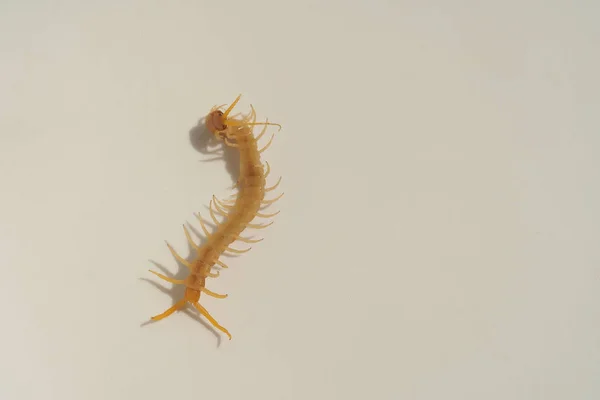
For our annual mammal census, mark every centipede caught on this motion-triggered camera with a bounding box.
[147,94,283,340]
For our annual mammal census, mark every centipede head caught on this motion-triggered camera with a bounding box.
[206,94,243,141]
[206,109,227,139]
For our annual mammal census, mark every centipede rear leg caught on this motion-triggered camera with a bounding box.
[151,299,187,321]
[192,302,232,340]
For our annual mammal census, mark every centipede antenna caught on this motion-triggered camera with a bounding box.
[222,94,242,119]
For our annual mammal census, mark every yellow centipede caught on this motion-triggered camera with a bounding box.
[148,95,283,340]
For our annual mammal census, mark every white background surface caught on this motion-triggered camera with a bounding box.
[0,1,598,399]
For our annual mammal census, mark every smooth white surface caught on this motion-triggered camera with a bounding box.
[0,1,599,399]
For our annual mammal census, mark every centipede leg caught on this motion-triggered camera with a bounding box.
[211,103,227,112]
[206,270,220,278]
[210,204,227,218]
[262,192,284,205]
[223,138,239,148]
[247,121,282,131]
[212,196,232,216]
[183,224,200,250]
[216,259,229,269]
[194,213,212,238]
[227,119,281,132]
[148,270,185,285]
[239,104,256,126]
[232,235,263,244]
[214,196,233,210]
[247,221,274,229]
[204,148,224,156]
[264,161,271,178]
[255,119,270,141]
[265,176,282,192]
[208,200,223,225]
[165,241,192,269]
[248,105,257,124]
[151,299,187,321]
[200,156,227,162]
[256,210,280,218]
[192,302,232,340]
[201,287,228,299]
[258,134,275,153]
[226,245,252,254]
[231,104,252,120]
[221,196,237,206]
[211,199,230,219]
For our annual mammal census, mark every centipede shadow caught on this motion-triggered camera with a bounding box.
[188,116,240,186]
